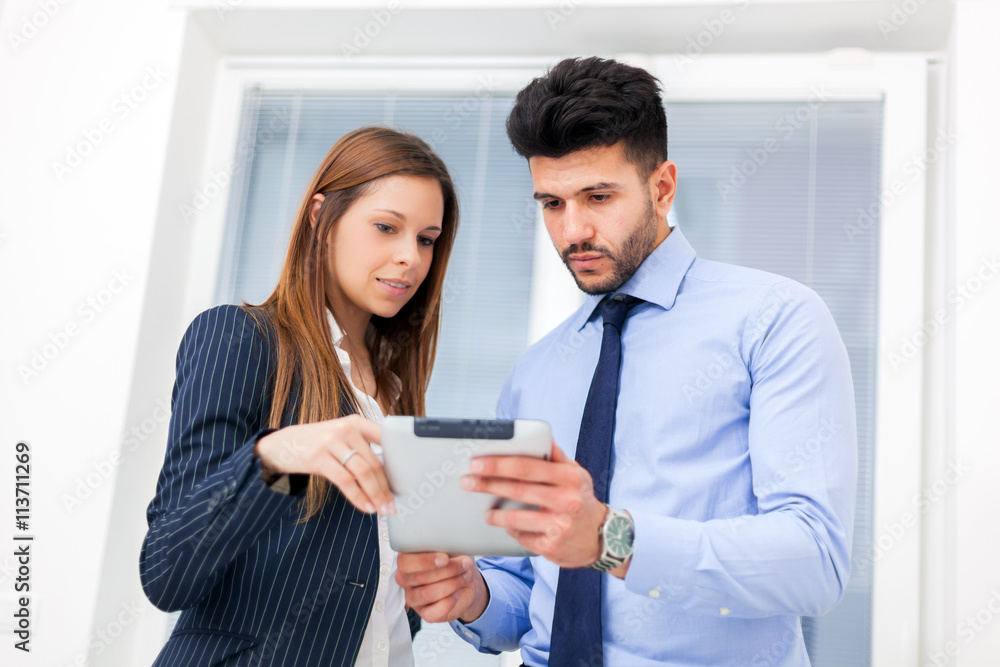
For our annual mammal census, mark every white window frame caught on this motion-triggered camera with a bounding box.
[185,52,932,667]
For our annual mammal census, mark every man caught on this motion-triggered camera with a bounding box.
[397,57,857,666]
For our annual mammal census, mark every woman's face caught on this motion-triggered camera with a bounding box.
[321,174,445,325]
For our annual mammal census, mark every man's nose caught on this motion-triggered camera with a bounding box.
[561,203,593,246]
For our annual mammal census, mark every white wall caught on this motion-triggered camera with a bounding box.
[947,2,1000,666]
[0,1,187,665]
[0,1,996,666]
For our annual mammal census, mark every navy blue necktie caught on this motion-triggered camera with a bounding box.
[549,294,639,667]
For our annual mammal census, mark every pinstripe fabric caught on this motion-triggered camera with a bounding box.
[140,304,411,666]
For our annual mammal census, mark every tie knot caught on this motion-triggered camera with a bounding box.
[596,294,639,333]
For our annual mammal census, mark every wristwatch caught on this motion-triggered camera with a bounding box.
[588,506,635,572]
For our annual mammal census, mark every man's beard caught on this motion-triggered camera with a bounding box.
[560,198,658,295]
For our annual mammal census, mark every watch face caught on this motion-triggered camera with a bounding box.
[605,515,634,558]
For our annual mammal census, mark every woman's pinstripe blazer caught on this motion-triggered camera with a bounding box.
[140,304,419,666]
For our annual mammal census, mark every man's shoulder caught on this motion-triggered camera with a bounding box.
[686,256,793,290]
[683,257,823,311]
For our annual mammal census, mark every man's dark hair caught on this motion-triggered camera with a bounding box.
[506,56,668,177]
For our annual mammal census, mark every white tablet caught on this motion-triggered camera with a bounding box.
[382,416,551,557]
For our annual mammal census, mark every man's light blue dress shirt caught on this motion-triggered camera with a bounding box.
[450,227,857,666]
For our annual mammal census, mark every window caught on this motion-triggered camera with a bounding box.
[217,89,536,421]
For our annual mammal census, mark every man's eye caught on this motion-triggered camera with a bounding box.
[542,200,561,209]
[591,194,610,203]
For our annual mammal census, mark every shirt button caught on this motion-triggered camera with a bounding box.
[648,588,660,598]
[382,531,389,541]
[464,630,474,639]
[377,640,387,651]
[720,607,731,616]
[375,601,384,611]
[380,565,389,576]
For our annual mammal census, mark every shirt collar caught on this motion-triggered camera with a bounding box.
[325,306,347,350]
[572,226,697,331]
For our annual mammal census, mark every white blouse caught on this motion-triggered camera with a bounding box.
[326,307,414,667]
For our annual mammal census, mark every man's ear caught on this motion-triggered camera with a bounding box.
[650,160,677,220]
[308,193,326,229]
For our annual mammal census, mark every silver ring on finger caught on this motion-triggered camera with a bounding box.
[339,449,359,467]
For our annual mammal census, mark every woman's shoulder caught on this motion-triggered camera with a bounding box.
[177,304,276,365]
[185,304,273,336]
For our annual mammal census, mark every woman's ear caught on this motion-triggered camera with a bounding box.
[308,193,326,229]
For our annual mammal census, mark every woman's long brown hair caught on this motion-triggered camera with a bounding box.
[240,126,459,520]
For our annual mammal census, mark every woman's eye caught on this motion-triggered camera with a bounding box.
[419,237,436,247]
[374,222,394,233]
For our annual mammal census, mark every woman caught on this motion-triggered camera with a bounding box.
[140,126,460,667]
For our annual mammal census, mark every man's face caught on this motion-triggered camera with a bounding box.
[529,142,676,295]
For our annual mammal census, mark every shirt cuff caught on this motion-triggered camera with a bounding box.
[448,569,508,654]
[623,508,700,603]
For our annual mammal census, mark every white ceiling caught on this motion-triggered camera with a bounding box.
[188,1,955,58]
